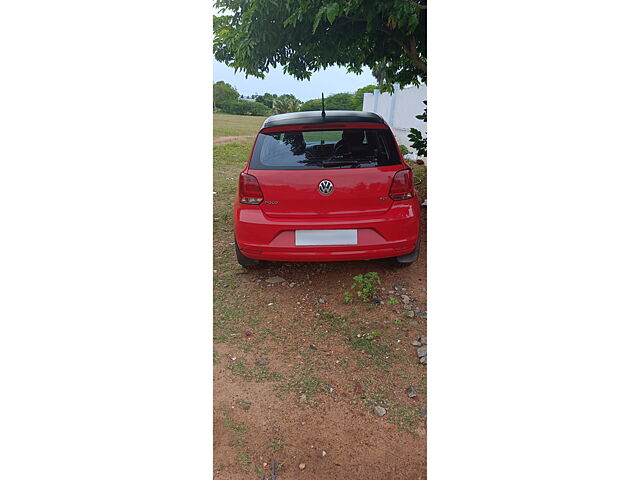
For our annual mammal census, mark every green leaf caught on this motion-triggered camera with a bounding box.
[312,7,326,32]
[326,3,340,24]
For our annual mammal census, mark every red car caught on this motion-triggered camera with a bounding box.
[233,110,421,267]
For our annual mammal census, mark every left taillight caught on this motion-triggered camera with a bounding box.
[238,172,263,205]
[389,169,414,201]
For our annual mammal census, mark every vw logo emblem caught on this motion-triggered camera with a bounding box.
[318,179,334,195]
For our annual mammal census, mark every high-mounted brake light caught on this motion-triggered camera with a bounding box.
[238,173,263,205]
[389,169,414,201]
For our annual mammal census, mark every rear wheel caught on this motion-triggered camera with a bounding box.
[235,241,260,268]
[394,231,421,266]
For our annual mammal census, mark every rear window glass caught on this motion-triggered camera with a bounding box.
[249,128,401,170]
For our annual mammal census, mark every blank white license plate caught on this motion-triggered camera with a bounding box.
[295,229,358,246]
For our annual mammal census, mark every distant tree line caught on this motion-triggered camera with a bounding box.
[213,81,378,116]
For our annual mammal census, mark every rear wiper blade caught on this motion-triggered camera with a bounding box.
[321,156,360,167]
[322,154,377,164]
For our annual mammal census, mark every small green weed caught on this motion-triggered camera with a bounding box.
[387,297,399,306]
[349,332,389,360]
[278,369,328,406]
[363,330,381,340]
[320,311,348,331]
[226,360,284,382]
[351,272,381,302]
[343,291,353,304]
[223,415,248,435]
[236,452,251,472]
[228,438,247,447]
[267,436,284,452]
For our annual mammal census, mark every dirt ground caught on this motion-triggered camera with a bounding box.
[213,116,426,479]
[214,135,255,145]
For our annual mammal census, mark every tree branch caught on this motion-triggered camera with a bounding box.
[405,36,427,74]
[378,25,427,75]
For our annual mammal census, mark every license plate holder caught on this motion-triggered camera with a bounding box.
[295,229,358,246]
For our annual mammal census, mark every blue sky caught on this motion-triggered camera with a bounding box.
[213,61,375,102]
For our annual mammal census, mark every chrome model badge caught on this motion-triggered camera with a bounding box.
[318,180,334,195]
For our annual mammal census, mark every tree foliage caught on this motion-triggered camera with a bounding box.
[254,92,278,108]
[353,85,377,110]
[299,92,365,112]
[299,98,323,112]
[218,99,271,116]
[408,100,427,157]
[213,0,426,89]
[272,94,302,114]
[213,81,239,109]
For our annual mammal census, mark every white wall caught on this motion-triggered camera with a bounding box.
[363,83,427,158]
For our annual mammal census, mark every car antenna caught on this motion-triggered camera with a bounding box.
[321,92,326,119]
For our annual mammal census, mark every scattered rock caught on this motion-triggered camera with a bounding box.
[394,285,403,291]
[403,304,412,310]
[267,302,274,306]
[372,297,381,304]
[244,330,253,336]
[265,276,286,283]
[406,386,417,398]
[310,344,318,350]
[255,279,262,282]
[223,284,229,288]
[255,358,269,366]
[419,337,427,345]
[411,340,422,347]
[299,463,306,470]
[418,312,428,319]
[289,283,296,288]
[318,298,326,304]
[406,310,415,318]
[322,450,327,457]
[417,346,428,358]
[401,295,410,304]
[373,405,387,416]
[420,356,428,365]
[420,409,427,414]
[409,321,419,327]
[388,290,395,294]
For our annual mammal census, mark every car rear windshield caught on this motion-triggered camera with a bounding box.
[249,128,402,170]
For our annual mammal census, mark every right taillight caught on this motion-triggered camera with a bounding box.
[389,169,414,201]
[238,172,263,205]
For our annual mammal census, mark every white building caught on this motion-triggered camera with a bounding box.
[362,83,426,158]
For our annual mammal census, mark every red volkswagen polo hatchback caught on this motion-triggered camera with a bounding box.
[233,110,421,267]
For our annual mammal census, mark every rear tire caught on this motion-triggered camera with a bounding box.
[235,241,260,268]
[394,231,421,266]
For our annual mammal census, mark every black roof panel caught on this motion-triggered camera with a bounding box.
[261,110,387,130]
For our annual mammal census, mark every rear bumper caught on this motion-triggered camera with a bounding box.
[233,200,420,262]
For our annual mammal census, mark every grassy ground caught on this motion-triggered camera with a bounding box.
[213,113,268,137]
[213,113,427,479]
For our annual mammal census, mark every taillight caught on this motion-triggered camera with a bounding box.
[389,169,414,201]
[238,173,263,205]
